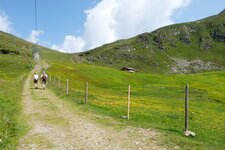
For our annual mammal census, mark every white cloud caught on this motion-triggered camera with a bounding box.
[53,0,191,53]
[82,0,119,49]
[51,35,85,53]
[27,30,44,44]
[113,0,191,39]
[0,11,13,33]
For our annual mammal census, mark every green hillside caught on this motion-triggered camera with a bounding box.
[0,31,33,148]
[77,10,225,73]
[46,60,225,150]
[0,9,225,149]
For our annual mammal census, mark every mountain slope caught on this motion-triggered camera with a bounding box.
[0,17,225,149]
[77,9,225,73]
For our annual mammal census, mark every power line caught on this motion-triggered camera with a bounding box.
[33,0,42,67]
[34,0,37,44]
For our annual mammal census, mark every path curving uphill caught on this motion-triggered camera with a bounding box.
[18,64,167,150]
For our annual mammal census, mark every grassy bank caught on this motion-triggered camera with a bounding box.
[46,61,225,150]
[0,54,30,149]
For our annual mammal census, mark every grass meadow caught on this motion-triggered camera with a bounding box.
[46,59,225,150]
[0,54,30,149]
[1,48,224,149]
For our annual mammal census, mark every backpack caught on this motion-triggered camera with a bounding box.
[42,74,47,81]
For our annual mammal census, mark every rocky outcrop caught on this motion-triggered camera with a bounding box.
[199,36,213,49]
[138,33,151,48]
[212,29,225,42]
[115,44,136,52]
[170,58,220,74]
[179,26,191,45]
[153,31,166,51]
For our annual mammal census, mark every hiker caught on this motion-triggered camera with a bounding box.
[41,71,48,90]
[33,72,39,89]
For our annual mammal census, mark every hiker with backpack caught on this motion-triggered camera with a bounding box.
[33,72,39,89]
[41,71,48,90]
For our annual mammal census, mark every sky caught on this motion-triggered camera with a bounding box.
[0,0,225,53]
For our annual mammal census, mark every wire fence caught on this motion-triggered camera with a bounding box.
[47,75,194,135]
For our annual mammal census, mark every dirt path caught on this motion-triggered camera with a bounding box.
[18,65,167,150]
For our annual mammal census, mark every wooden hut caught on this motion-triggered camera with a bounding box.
[121,67,136,73]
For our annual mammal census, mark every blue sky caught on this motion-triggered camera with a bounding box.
[0,0,224,53]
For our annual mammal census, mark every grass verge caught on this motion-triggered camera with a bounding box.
[0,54,31,149]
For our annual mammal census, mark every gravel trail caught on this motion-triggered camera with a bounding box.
[18,65,167,150]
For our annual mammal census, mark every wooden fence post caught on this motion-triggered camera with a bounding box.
[127,85,131,120]
[66,79,69,94]
[85,82,88,103]
[54,76,56,84]
[58,76,60,86]
[185,84,188,131]
[49,76,51,84]
[184,84,196,137]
